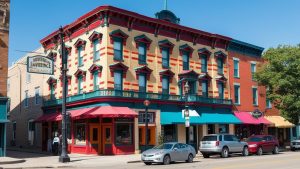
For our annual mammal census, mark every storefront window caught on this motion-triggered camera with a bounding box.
[163,125,177,142]
[207,124,215,134]
[115,123,133,145]
[74,123,86,145]
[218,124,229,133]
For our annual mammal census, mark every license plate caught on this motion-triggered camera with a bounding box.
[144,157,150,160]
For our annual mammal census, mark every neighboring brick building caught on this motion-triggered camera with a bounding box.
[6,48,50,150]
[0,0,9,157]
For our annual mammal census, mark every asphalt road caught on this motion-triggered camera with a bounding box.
[74,151,300,169]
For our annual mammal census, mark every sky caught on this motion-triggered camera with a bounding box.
[8,0,300,65]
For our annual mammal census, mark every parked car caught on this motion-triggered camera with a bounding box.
[199,134,249,158]
[246,135,279,155]
[290,138,300,151]
[141,142,196,165]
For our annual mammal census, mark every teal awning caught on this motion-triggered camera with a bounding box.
[161,111,241,125]
[0,119,9,123]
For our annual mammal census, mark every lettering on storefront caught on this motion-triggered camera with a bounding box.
[27,55,54,75]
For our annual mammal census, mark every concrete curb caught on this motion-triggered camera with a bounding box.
[127,160,142,163]
[0,159,26,165]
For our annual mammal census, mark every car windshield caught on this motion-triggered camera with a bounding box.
[202,136,217,141]
[153,143,173,150]
[247,137,263,142]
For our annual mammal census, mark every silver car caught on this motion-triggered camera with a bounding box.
[199,134,249,158]
[291,138,300,151]
[141,142,196,165]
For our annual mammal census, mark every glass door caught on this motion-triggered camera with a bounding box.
[89,125,101,154]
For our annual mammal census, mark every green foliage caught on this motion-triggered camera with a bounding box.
[255,45,300,124]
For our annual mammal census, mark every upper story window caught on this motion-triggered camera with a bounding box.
[217,82,224,99]
[234,84,240,105]
[233,58,240,78]
[138,43,147,65]
[162,48,169,68]
[110,29,129,62]
[251,62,256,80]
[162,76,170,95]
[138,111,155,123]
[139,73,146,93]
[201,55,208,73]
[198,48,211,73]
[78,75,84,94]
[113,38,123,61]
[93,71,99,90]
[89,31,103,62]
[134,34,152,65]
[35,87,40,105]
[201,80,208,97]
[88,64,103,91]
[182,51,189,70]
[74,38,86,67]
[24,90,29,107]
[217,58,224,75]
[74,69,86,95]
[252,87,258,106]
[158,39,174,69]
[179,44,193,71]
[78,46,83,67]
[114,71,123,90]
[47,77,57,100]
[215,51,227,75]
[93,39,100,61]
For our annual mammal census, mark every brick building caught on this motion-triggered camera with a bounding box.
[0,0,9,157]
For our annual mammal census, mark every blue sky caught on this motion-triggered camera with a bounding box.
[9,0,300,65]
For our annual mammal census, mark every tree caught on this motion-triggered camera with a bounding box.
[255,44,300,124]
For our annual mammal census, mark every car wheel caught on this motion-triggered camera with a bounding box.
[221,147,229,158]
[273,146,279,154]
[163,155,171,165]
[242,146,249,156]
[257,147,263,156]
[186,153,193,163]
[203,153,210,158]
[144,162,152,165]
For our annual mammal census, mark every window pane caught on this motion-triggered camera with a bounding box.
[162,77,169,94]
[217,58,223,74]
[201,55,207,73]
[93,39,100,60]
[182,53,189,70]
[252,88,257,105]
[116,123,133,145]
[114,39,122,60]
[162,48,169,67]
[114,72,122,90]
[74,123,86,145]
[234,85,240,104]
[234,60,239,77]
[218,83,224,99]
[139,74,146,92]
[202,81,208,97]
[93,72,99,90]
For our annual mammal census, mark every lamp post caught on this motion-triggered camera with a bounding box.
[184,81,190,144]
[143,99,151,151]
[59,27,70,163]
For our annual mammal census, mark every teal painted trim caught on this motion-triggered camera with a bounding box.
[43,89,233,107]
[160,111,241,125]
[228,39,264,57]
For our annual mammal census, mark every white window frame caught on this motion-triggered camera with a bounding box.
[234,83,240,105]
[252,86,258,106]
[233,57,240,78]
[251,61,257,80]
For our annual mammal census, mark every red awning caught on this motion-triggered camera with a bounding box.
[234,111,272,125]
[36,106,137,122]
[83,106,138,118]
[35,113,60,122]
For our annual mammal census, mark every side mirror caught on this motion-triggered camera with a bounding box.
[173,147,178,151]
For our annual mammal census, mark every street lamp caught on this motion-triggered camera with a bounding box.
[184,81,190,144]
[143,99,151,151]
[59,27,70,163]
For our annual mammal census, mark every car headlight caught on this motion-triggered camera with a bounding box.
[249,144,257,148]
[155,151,164,156]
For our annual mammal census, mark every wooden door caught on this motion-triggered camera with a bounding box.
[90,125,101,154]
[102,126,112,155]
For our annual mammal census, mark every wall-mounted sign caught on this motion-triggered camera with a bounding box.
[27,55,54,75]
[251,109,263,118]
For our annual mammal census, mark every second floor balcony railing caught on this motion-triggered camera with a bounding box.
[43,89,232,107]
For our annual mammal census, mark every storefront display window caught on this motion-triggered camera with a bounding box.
[163,125,177,142]
[116,123,133,145]
[74,123,86,145]
[219,124,229,133]
[207,124,215,134]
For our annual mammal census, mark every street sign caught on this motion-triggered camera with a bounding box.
[27,55,54,75]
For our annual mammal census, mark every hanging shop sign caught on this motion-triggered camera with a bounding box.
[27,55,54,75]
[251,109,263,118]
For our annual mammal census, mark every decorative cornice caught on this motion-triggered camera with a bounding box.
[228,39,264,58]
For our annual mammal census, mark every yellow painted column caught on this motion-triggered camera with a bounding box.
[155,110,161,145]
[134,117,139,154]
[177,125,186,143]
[229,124,235,134]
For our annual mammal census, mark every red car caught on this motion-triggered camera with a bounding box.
[246,135,279,155]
